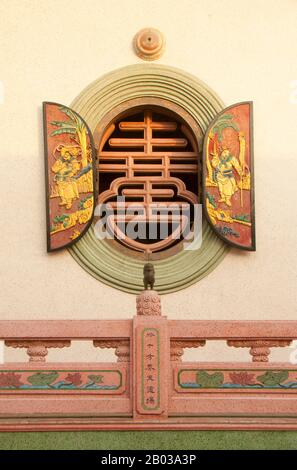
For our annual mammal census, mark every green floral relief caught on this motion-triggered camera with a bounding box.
[257,371,289,387]
[0,370,122,391]
[27,371,59,387]
[196,371,224,388]
[179,369,297,390]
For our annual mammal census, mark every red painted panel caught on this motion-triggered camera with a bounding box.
[43,102,96,251]
[203,102,255,250]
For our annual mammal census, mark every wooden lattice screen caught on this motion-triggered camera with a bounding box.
[97,109,199,253]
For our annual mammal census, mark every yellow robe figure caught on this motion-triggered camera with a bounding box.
[52,149,80,209]
[212,149,242,207]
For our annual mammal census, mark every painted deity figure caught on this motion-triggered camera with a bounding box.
[52,146,81,209]
[211,134,245,207]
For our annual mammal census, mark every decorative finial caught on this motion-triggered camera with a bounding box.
[133,28,165,61]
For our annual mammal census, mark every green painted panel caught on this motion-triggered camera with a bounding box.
[0,431,297,450]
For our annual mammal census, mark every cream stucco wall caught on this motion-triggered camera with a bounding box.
[0,0,296,355]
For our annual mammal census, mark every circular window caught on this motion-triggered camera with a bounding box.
[95,105,201,260]
[69,64,229,294]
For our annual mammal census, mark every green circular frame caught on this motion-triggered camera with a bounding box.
[69,64,229,294]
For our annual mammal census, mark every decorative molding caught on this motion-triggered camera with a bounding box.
[133,28,165,61]
[5,340,71,363]
[136,290,161,316]
[93,339,130,362]
[170,339,206,362]
[68,64,229,294]
[1,417,297,431]
[227,340,292,362]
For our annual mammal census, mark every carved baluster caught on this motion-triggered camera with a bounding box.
[170,339,206,362]
[170,341,185,362]
[5,340,71,363]
[115,341,130,362]
[93,340,130,362]
[227,340,292,362]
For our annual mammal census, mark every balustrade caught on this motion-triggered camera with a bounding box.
[0,293,296,430]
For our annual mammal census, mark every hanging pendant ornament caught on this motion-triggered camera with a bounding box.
[133,28,165,61]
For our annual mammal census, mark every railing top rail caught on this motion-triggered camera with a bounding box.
[168,320,297,340]
[0,320,132,340]
[0,319,297,340]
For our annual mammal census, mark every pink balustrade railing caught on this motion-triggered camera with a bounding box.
[0,290,297,431]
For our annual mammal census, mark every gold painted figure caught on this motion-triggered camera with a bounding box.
[211,133,246,207]
[51,146,80,209]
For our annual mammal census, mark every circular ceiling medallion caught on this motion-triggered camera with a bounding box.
[69,64,229,294]
[133,28,165,61]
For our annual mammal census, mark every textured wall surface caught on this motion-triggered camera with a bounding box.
[0,0,296,368]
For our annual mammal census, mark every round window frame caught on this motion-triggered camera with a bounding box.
[68,64,229,294]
